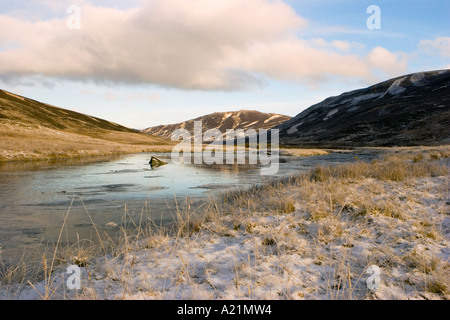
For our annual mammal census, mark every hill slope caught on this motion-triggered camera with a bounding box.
[0,89,173,161]
[0,90,136,133]
[276,70,450,147]
[143,110,291,140]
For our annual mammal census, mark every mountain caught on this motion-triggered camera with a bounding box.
[143,110,291,140]
[276,70,450,147]
[0,89,173,161]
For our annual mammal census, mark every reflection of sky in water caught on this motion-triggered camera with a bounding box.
[7,153,274,205]
[0,151,377,261]
[0,151,375,208]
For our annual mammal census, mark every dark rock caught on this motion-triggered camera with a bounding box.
[149,156,167,168]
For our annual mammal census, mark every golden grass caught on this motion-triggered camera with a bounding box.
[279,148,329,156]
[309,153,448,182]
[0,120,175,162]
[205,146,449,299]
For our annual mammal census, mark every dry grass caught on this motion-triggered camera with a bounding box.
[309,154,448,182]
[198,146,450,299]
[279,148,329,156]
[0,120,175,162]
[0,254,29,286]
[1,146,449,300]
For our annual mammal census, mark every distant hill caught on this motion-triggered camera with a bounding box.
[143,110,291,140]
[276,70,450,147]
[0,89,173,161]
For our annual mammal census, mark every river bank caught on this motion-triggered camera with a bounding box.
[0,120,175,162]
[1,146,448,300]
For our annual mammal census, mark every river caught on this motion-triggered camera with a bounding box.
[0,150,378,263]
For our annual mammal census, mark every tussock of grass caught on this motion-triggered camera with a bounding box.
[309,155,447,182]
[0,257,28,286]
[222,150,447,217]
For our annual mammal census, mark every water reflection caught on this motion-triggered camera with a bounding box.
[0,155,123,173]
[0,151,377,262]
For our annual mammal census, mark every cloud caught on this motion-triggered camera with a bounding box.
[306,38,366,53]
[0,0,409,90]
[310,25,406,39]
[225,39,371,83]
[367,47,409,77]
[418,37,450,58]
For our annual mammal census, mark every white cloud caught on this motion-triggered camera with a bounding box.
[0,0,409,90]
[225,39,372,83]
[418,37,450,58]
[367,47,409,77]
[331,40,352,52]
[307,38,366,53]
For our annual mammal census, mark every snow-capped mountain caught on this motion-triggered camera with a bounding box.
[143,110,291,140]
[276,70,450,147]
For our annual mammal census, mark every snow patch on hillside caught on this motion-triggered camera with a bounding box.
[343,93,382,106]
[244,121,259,128]
[264,115,281,124]
[287,122,302,135]
[410,73,425,86]
[323,109,339,121]
[386,77,407,95]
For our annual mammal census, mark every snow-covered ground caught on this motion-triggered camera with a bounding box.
[1,166,449,300]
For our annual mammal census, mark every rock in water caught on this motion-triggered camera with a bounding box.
[149,156,167,168]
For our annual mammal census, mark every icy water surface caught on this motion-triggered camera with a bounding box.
[0,151,378,262]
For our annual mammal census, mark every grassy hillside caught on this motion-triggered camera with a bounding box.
[0,89,175,161]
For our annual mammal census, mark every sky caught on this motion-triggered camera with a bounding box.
[0,0,449,129]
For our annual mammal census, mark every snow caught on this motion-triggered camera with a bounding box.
[244,121,258,128]
[323,109,339,121]
[287,122,303,135]
[385,77,407,96]
[342,93,382,106]
[1,174,448,300]
[410,73,425,86]
[264,115,281,124]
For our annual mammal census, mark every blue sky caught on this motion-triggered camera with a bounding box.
[0,0,448,129]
